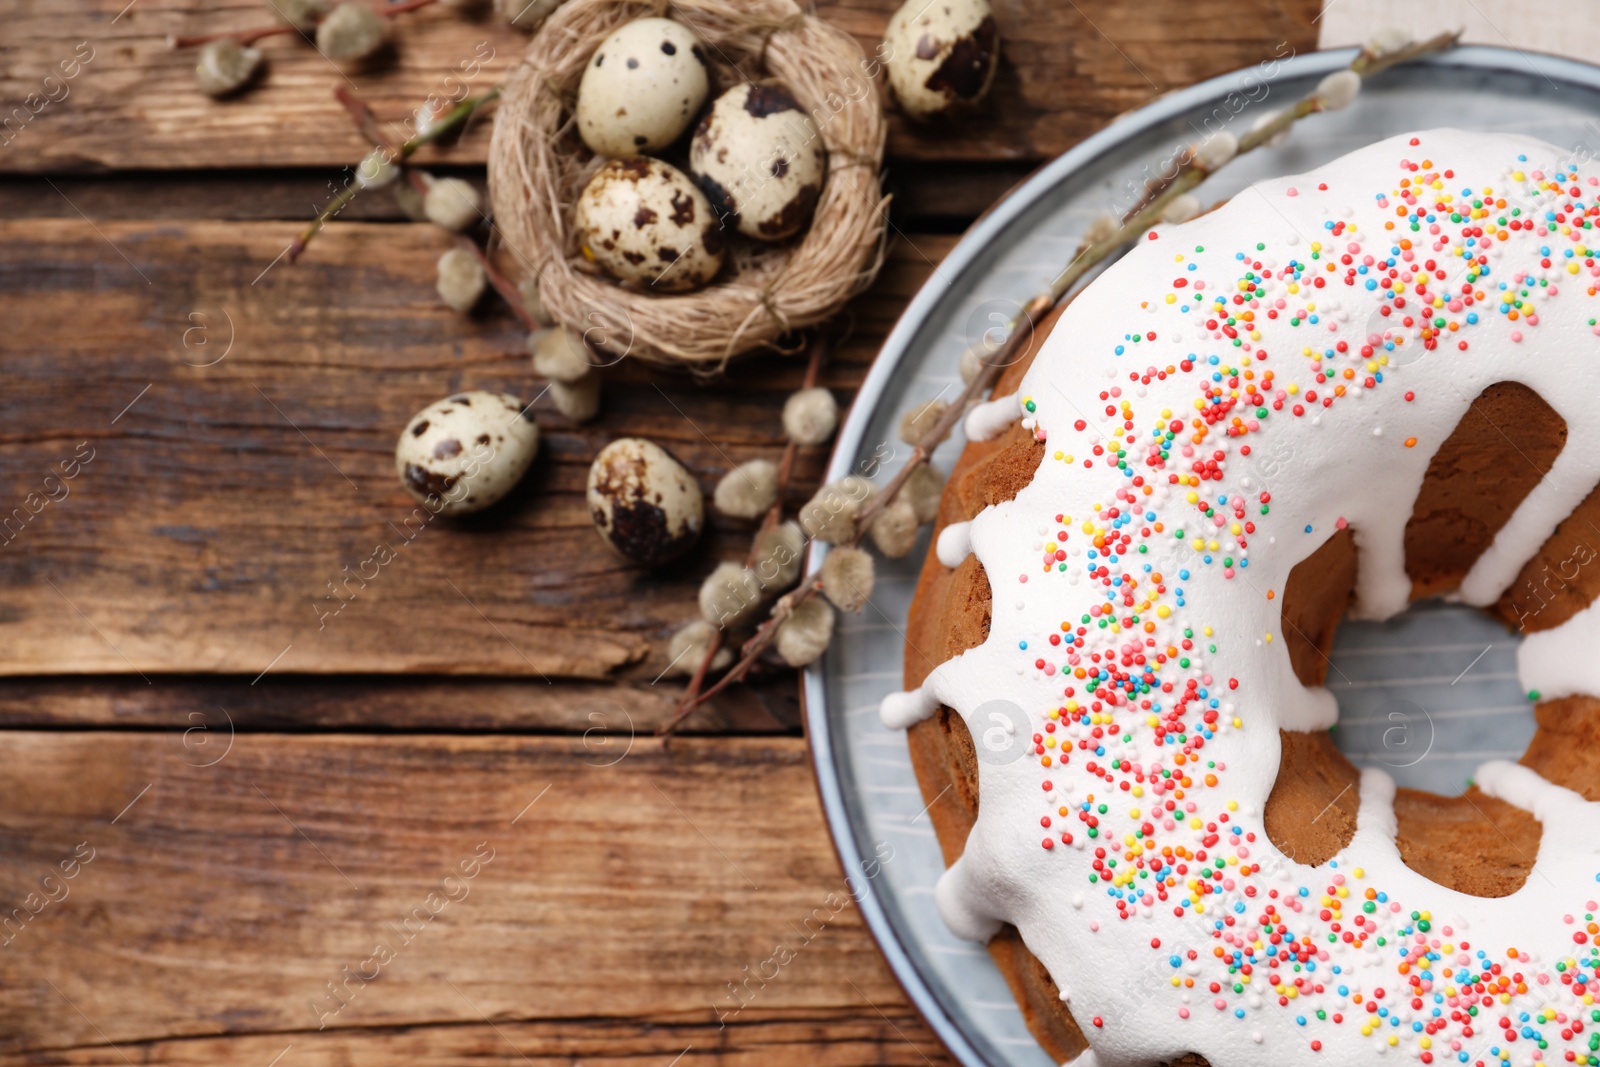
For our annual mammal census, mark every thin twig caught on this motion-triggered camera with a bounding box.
[400,87,500,154]
[656,31,1463,730]
[335,84,393,148]
[169,0,439,48]
[333,85,435,194]
[289,85,501,263]
[459,238,537,331]
[1119,30,1462,226]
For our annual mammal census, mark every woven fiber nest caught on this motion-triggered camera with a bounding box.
[487,0,889,368]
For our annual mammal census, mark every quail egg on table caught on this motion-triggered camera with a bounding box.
[575,157,725,292]
[883,0,999,120]
[689,82,827,242]
[587,437,703,566]
[395,391,539,516]
[576,17,709,157]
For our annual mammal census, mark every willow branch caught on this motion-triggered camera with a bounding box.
[169,0,439,48]
[289,86,501,263]
[1118,30,1462,228]
[661,339,823,733]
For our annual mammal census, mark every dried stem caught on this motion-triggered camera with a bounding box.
[169,0,440,48]
[335,84,393,150]
[287,179,365,263]
[459,238,537,331]
[662,340,824,732]
[288,86,501,263]
[656,32,1463,729]
[401,86,501,153]
[1120,30,1462,226]
[169,23,298,47]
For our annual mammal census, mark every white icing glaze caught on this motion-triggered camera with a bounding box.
[1460,445,1600,606]
[1518,595,1600,701]
[936,521,974,568]
[891,130,1600,1067]
[966,392,1023,442]
[1476,759,1590,820]
[936,854,1004,941]
[880,687,938,729]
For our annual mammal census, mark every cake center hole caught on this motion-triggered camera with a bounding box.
[1324,600,1535,797]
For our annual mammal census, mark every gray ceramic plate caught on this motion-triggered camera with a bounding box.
[803,44,1600,1067]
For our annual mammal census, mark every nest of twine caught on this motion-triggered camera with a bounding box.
[487,0,889,368]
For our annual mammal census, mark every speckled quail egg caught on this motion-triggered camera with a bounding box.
[395,391,539,516]
[575,157,725,292]
[883,0,999,120]
[576,17,709,157]
[689,82,827,242]
[587,437,703,566]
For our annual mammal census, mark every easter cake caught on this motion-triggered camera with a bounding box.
[881,128,1600,1067]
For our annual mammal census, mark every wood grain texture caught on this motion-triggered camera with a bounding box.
[0,733,935,1059]
[0,160,1033,226]
[17,1014,953,1066]
[0,217,956,680]
[0,675,800,731]
[0,0,1321,173]
[0,0,1305,1057]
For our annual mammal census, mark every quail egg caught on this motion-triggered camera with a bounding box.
[575,157,725,292]
[883,0,999,120]
[689,82,827,241]
[587,437,703,566]
[576,17,709,157]
[395,391,538,516]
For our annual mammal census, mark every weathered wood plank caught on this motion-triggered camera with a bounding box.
[0,217,956,679]
[10,1013,954,1066]
[0,675,799,732]
[0,734,922,1055]
[0,168,465,222]
[0,161,1033,226]
[0,0,1321,173]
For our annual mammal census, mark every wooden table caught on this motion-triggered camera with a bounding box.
[0,1,1317,1062]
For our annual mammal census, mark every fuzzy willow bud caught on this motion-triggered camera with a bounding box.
[195,39,262,97]
[435,248,487,312]
[356,148,400,189]
[799,476,875,545]
[698,561,761,629]
[1160,193,1202,225]
[899,398,951,446]
[1315,70,1362,112]
[316,2,387,61]
[1194,132,1238,172]
[776,598,834,667]
[549,373,601,422]
[666,620,731,676]
[753,522,804,589]
[423,177,484,232]
[821,547,875,613]
[531,329,593,384]
[869,496,919,558]
[712,460,779,519]
[783,387,838,446]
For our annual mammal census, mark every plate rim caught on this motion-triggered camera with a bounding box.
[801,42,1600,1067]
